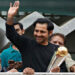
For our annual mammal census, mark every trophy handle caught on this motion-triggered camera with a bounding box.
[46,52,56,72]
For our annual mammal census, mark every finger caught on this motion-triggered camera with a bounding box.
[23,68,35,74]
[10,2,12,7]
[51,67,60,72]
[13,1,20,7]
[16,1,20,6]
[23,68,30,74]
[16,1,20,9]
[8,69,18,72]
[23,68,27,74]
[13,1,16,7]
[74,67,75,72]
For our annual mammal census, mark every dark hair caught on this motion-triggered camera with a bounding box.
[50,33,66,44]
[33,18,54,31]
[13,22,23,30]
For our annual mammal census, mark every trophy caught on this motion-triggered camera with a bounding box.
[47,46,68,72]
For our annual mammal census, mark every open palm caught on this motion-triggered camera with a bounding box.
[8,1,20,17]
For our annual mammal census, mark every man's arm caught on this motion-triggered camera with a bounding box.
[6,1,29,52]
[65,53,75,72]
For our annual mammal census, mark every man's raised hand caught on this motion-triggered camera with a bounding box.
[7,1,20,25]
[8,1,20,18]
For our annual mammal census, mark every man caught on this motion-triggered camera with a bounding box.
[49,33,75,72]
[1,22,24,71]
[6,1,66,72]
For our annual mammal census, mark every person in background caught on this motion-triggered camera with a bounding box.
[1,22,24,71]
[49,33,75,72]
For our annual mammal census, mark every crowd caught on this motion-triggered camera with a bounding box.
[0,1,75,74]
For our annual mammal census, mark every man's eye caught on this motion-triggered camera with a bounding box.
[16,29,19,32]
[54,41,57,44]
[35,30,39,32]
[41,31,46,33]
[59,42,64,46]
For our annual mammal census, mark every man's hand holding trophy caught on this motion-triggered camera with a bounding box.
[47,46,68,72]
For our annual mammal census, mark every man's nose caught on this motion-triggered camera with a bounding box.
[37,32,41,36]
[56,42,60,46]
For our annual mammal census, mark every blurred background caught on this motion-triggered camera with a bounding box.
[0,0,75,59]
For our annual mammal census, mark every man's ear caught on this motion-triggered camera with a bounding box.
[48,30,53,36]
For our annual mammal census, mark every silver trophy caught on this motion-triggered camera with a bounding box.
[47,46,68,72]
